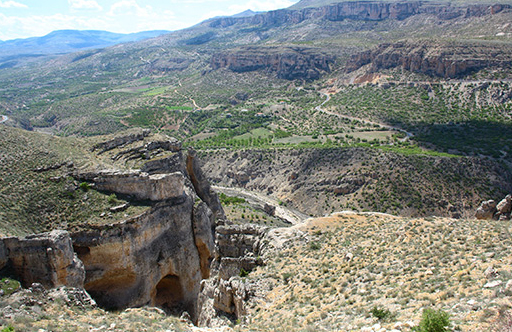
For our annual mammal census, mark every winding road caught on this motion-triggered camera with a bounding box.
[213,185,309,225]
[315,92,413,140]
[0,115,8,124]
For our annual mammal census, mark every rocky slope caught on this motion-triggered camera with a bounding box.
[199,147,512,219]
[0,131,226,322]
[229,212,512,331]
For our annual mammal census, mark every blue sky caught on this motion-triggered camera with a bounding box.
[0,0,300,41]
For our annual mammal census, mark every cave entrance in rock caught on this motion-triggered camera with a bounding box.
[154,274,185,315]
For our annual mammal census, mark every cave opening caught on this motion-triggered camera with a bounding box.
[154,274,185,315]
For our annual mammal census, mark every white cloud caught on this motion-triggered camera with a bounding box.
[0,13,112,40]
[107,1,177,32]
[68,0,102,11]
[228,0,297,13]
[201,0,297,22]
[109,0,151,17]
[0,1,27,8]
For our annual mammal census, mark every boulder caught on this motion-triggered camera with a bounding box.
[475,200,497,220]
[495,194,512,220]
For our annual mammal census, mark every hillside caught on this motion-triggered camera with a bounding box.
[236,212,512,331]
[199,147,511,219]
[0,30,170,68]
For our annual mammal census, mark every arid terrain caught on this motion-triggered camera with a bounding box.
[0,0,512,330]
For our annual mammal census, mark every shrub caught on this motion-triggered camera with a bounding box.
[239,268,249,277]
[107,194,118,205]
[309,242,321,250]
[79,182,90,191]
[282,272,294,284]
[371,306,393,321]
[413,308,450,332]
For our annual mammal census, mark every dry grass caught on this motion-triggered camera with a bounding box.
[239,213,512,331]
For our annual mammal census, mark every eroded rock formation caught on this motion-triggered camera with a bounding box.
[210,46,333,80]
[70,147,222,321]
[346,41,512,78]
[76,170,185,201]
[197,224,267,326]
[0,230,85,289]
[1,136,225,323]
[91,129,150,153]
[476,194,512,220]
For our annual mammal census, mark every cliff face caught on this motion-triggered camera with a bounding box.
[0,133,224,323]
[0,230,84,289]
[71,191,213,319]
[346,41,512,78]
[70,148,221,321]
[210,46,333,80]
[208,1,509,28]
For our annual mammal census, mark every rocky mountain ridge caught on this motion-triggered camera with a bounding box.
[207,1,510,28]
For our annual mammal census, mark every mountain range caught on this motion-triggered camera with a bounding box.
[0,29,170,66]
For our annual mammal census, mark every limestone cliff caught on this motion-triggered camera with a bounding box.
[208,1,509,28]
[346,41,512,78]
[210,46,333,80]
[0,134,225,323]
[70,147,222,321]
[197,224,267,326]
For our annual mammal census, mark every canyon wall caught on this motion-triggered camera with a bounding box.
[210,46,333,80]
[0,138,224,322]
[0,230,84,289]
[346,41,512,78]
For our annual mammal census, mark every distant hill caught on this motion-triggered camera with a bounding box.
[0,29,170,58]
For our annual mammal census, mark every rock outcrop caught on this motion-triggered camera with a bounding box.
[91,129,150,153]
[112,138,182,161]
[76,170,185,201]
[346,41,512,78]
[1,135,224,323]
[0,230,85,289]
[208,1,510,28]
[197,224,267,326]
[71,192,213,320]
[476,194,511,220]
[69,147,222,321]
[210,46,333,80]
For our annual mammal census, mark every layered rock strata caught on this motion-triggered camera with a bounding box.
[210,46,333,80]
[197,224,267,326]
[208,1,510,28]
[346,41,512,78]
[1,138,224,322]
[0,230,84,289]
[70,148,222,321]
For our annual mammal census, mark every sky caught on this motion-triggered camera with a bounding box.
[0,0,300,41]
